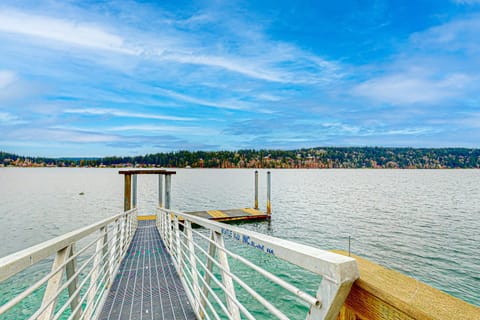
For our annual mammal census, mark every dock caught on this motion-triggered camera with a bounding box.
[185,208,270,222]
[99,220,195,319]
[120,169,272,224]
[0,169,478,320]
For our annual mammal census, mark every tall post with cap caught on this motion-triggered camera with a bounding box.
[158,174,164,208]
[266,171,271,215]
[254,170,259,210]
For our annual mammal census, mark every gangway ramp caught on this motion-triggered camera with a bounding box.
[99,219,195,319]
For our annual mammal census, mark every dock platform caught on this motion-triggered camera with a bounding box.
[99,220,195,320]
[185,208,270,222]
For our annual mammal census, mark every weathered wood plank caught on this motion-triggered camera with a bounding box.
[118,169,176,175]
[334,251,480,320]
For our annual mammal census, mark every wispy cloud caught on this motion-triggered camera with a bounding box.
[0,70,16,89]
[352,14,480,106]
[0,111,26,125]
[452,0,480,4]
[410,14,480,53]
[353,72,471,104]
[63,108,196,121]
[0,6,339,84]
[0,9,137,54]
[106,124,219,135]
[155,88,252,111]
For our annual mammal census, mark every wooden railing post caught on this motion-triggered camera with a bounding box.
[167,213,173,252]
[174,216,183,277]
[213,231,241,320]
[84,227,106,319]
[102,228,109,288]
[186,220,201,314]
[38,245,72,320]
[110,219,119,278]
[123,215,128,251]
[200,231,217,317]
[65,245,82,320]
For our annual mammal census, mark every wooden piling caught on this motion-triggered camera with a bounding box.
[158,174,163,208]
[165,174,171,209]
[254,170,259,209]
[266,171,271,214]
[124,174,131,212]
[132,174,137,208]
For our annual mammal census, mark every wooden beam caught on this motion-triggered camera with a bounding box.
[119,169,176,175]
[333,251,480,320]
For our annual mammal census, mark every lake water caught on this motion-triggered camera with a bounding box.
[0,168,479,311]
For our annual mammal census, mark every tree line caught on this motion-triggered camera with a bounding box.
[2,147,480,168]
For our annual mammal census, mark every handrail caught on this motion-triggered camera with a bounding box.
[0,208,136,282]
[0,208,138,320]
[157,207,359,320]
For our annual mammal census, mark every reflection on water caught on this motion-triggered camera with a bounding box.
[0,168,478,307]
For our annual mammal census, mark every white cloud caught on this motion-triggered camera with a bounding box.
[0,70,16,89]
[352,14,480,106]
[452,0,480,4]
[0,111,17,122]
[383,128,431,135]
[63,108,196,121]
[0,111,26,125]
[159,53,286,83]
[410,14,480,53]
[0,7,339,84]
[155,88,251,111]
[0,9,137,54]
[106,124,218,135]
[353,73,471,104]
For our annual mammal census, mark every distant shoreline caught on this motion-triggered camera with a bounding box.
[2,147,480,169]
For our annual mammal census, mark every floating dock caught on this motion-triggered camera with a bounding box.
[185,208,270,222]
[119,169,272,224]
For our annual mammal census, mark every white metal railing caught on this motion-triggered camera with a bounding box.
[156,207,359,320]
[0,208,138,320]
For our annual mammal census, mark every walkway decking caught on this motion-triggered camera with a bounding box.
[186,208,270,222]
[99,220,196,320]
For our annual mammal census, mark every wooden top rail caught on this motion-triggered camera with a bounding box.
[0,209,136,282]
[334,251,480,320]
[118,169,176,175]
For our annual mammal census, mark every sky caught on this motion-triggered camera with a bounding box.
[0,0,480,157]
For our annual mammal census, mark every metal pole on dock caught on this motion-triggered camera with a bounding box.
[158,174,163,208]
[254,170,259,209]
[165,174,172,209]
[267,171,271,214]
[132,174,137,208]
[124,174,132,211]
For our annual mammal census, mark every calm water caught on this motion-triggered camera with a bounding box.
[0,168,479,312]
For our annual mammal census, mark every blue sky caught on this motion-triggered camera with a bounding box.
[0,0,479,157]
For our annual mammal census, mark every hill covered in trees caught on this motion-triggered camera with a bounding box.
[2,147,480,169]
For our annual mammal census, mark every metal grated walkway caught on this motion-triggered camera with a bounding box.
[99,220,196,320]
